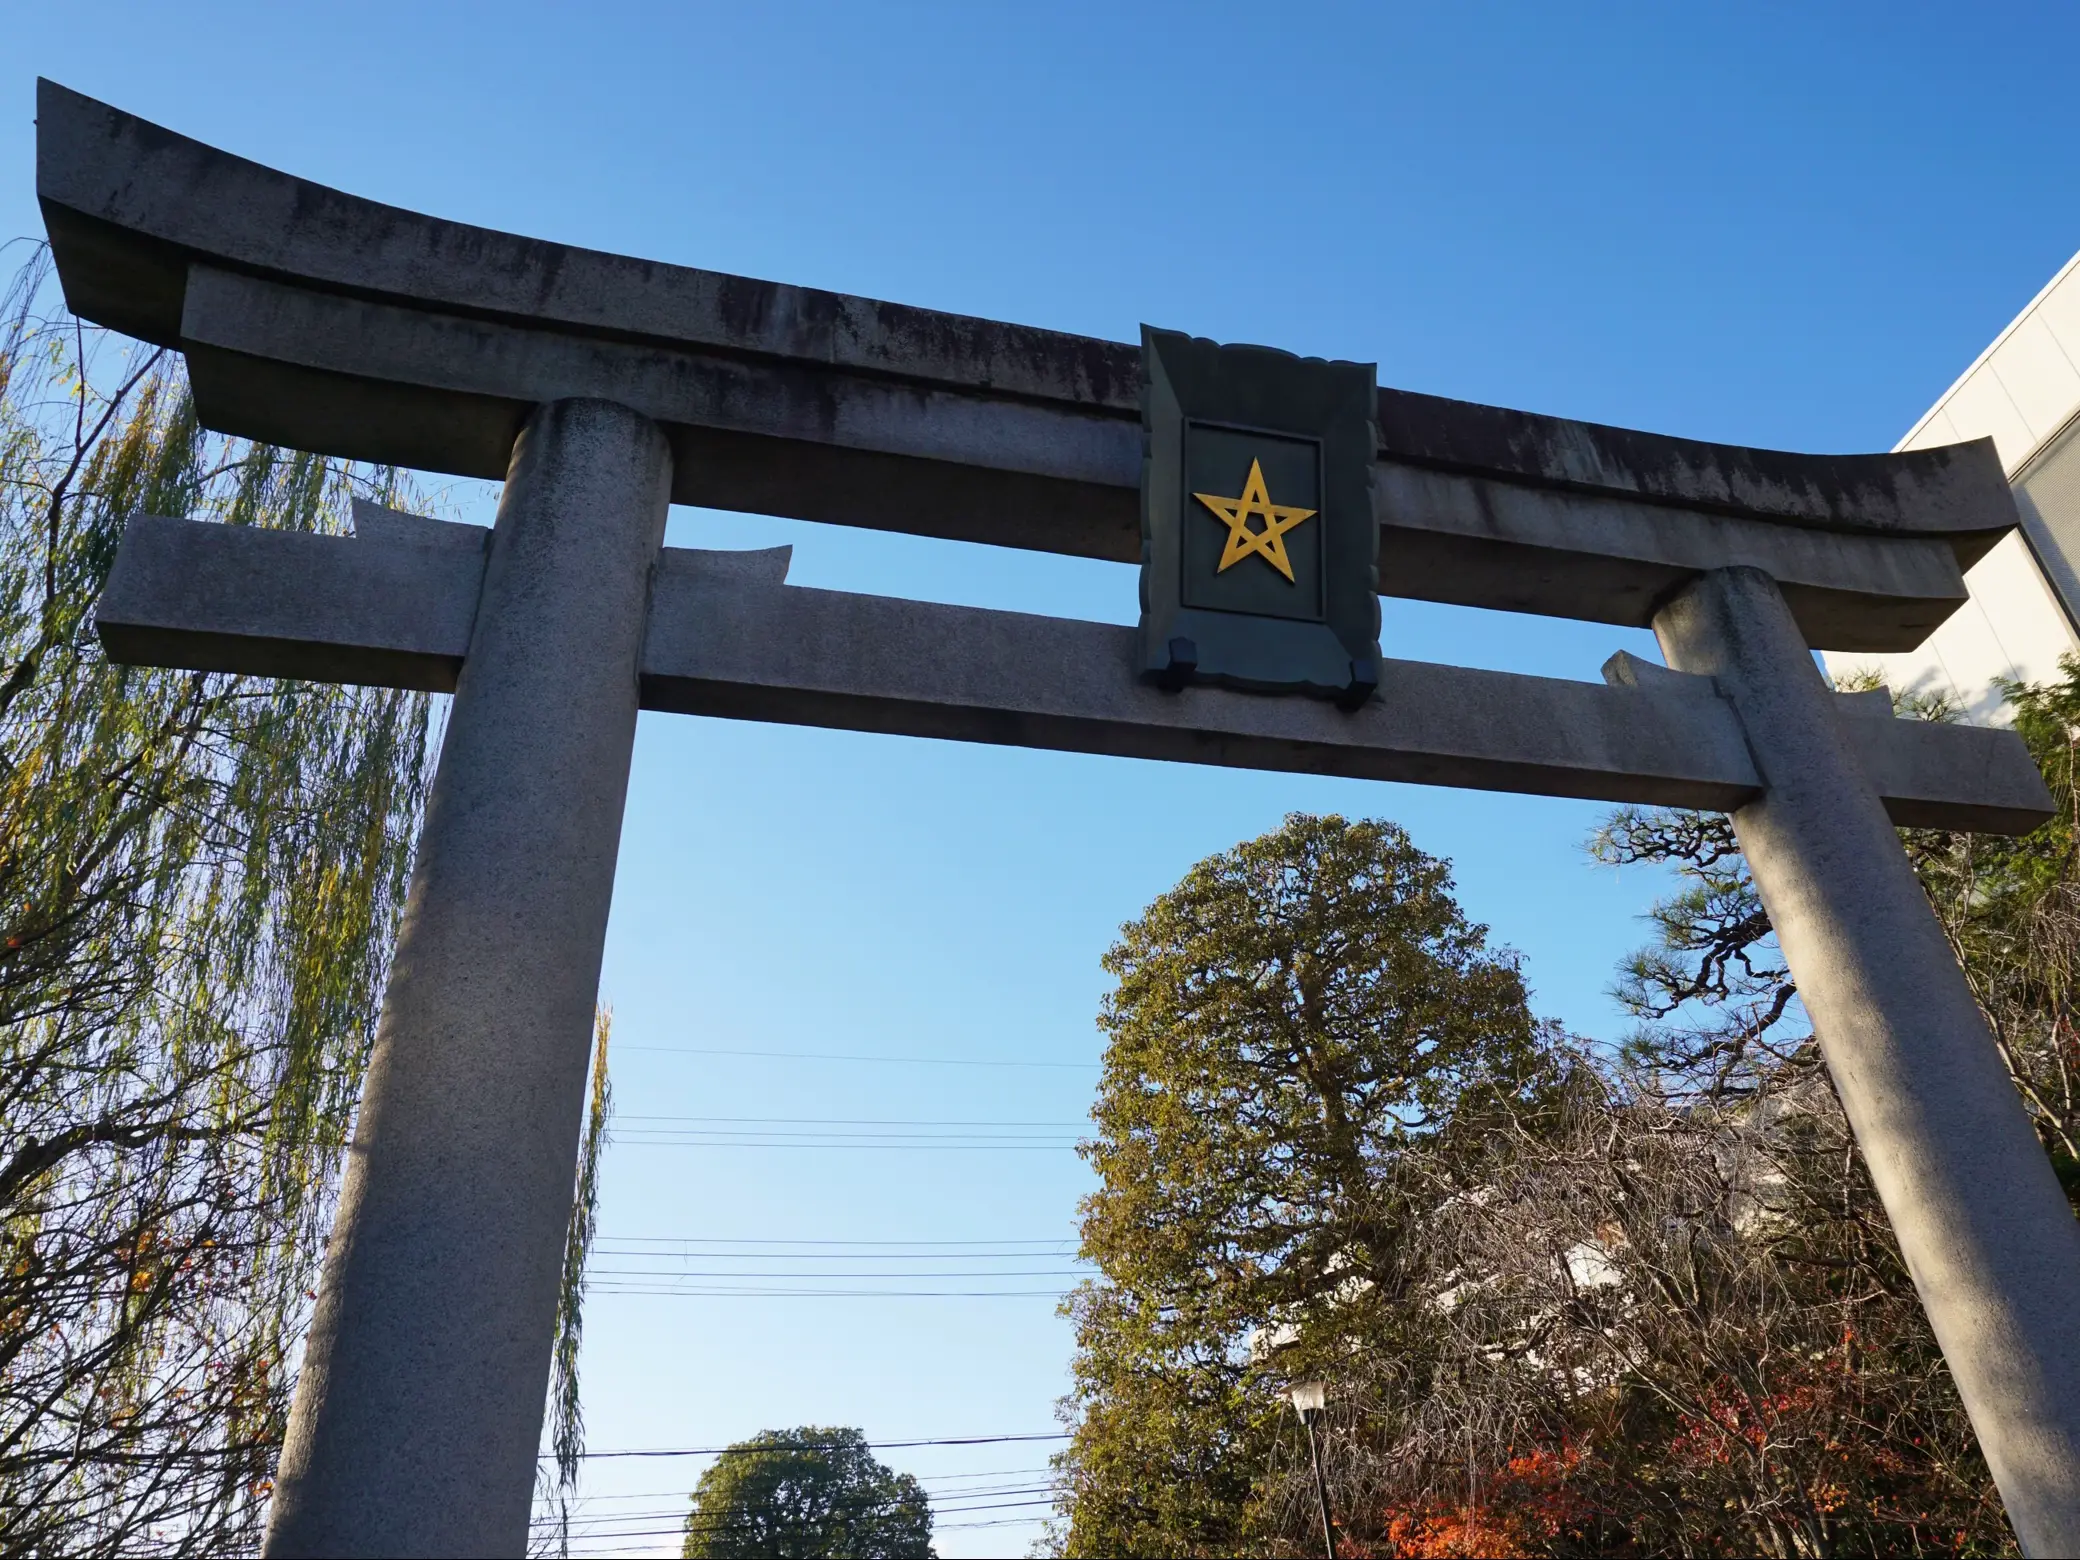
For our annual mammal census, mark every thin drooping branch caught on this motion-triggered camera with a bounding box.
[0,254,435,1557]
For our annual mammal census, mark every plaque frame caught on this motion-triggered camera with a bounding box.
[1138,326,1381,707]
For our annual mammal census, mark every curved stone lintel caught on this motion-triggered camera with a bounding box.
[38,81,2018,650]
[39,80,2014,538]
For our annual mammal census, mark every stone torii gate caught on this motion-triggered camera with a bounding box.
[35,79,2080,1557]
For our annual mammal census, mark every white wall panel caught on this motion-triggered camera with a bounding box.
[1827,534,2074,722]
[1825,253,2080,719]
[2033,258,2080,378]
[1990,314,2080,446]
[1942,366,2040,471]
[1981,531,2078,685]
[1902,406,1963,451]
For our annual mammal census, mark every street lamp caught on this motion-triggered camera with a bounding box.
[1288,1381,1336,1559]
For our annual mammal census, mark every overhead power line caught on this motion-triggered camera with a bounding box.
[614,1114,1089,1126]
[582,1233,1094,1295]
[616,1139,1077,1150]
[612,1131,1080,1138]
[561,1515,1045,1555]
[601,1114,1090,1153]
[530,1483,1063,1538]
[590,1239,1073,1256]
[530,1468,1055,1505]
[586,1272,1081,1281]
[592,1246,1080,1257]
[552,1501,1058,1545]
[610,1115,1085,1149]
[543,1481,1054,1516]
[589,1284,1071,1298]
[594,1255,1078,1270]
[594,1257,1080,1267]
[616,1044,1098,1069]
[563,1431,1068,1460]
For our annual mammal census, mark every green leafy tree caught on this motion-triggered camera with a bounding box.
[681,1427,933,1559]
[1332,671,2045,1558]
[1911,665,2080,1194]
[1,248,610,1556]
[1055,813,1555,1557]
[1051,788,2040,1556]
[0,250,434,1552]
[1590,663,2080,1194]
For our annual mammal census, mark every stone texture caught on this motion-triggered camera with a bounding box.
[261,400,672,1557]
[40,80,2019,651]
[93,515,2054,835]
[95,513,482,691]
[350,497,489,551]
[1656,567,2080,1558]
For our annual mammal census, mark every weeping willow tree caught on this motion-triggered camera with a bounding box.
[534,1006,614,1559]
[0,247,611,1555]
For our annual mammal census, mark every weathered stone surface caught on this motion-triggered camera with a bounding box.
[176,265,1141,562]
[94,515,2054,835]
[1375,461,1973,650]
[1657,568,2080,1558]
[41,80,2018,651]
[96,513,482,689]
[261,402,673,1558]
[349,497,489,551]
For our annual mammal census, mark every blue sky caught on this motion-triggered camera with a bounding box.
[8,3,2080,1553]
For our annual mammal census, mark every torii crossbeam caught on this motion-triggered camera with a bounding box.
[37,78,2080,1559]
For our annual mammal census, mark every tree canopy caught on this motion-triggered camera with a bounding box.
[1050,778,2070,1555]
[0,251,434,1552]
[1056,814,1553,1556]
[0,250,612,1557]
[681,1427,933,1559]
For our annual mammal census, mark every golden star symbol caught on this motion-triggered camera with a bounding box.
[1193,459,1316,582]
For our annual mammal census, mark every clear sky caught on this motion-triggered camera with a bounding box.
[8,3,2080,1554]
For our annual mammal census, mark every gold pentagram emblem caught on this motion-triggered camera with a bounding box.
[1192,458,1317,583]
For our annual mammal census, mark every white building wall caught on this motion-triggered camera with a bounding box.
[1822,249,2080,722]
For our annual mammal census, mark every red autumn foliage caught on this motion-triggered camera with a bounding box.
[1378,1444,1597,1559]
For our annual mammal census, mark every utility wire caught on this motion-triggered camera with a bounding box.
[588,1285,1070,1298]
[539,1483,1055,1519]
[544,1480,1056,1522]
[614,1114,1088,1126]
[594,1256,1073,1272]
[546,1493,1057,1530]
[596,1112,1091,1149]
[590,1256,1081,1272]
[584,1235,1092,1294]
[614,1140,1076,1151]
[565,1520,1045,1556]
[565,1499,1058,1543]
[594,1239,1073,1256]
[565,1431,1067,1460]
[562,1515,1045,1555]
[582,1236,1092,1295]
[615,1131,1077,1140]
[533,1479,1055,1518]
[616,1044,1097,1069]
[529,1466,1057,1504]
[618,1129,1077,1139]
[531,1481,1062,1535]
[595,1274,1080,1281]
[613,1141,1075,1146]
[594,1254,1078,1262]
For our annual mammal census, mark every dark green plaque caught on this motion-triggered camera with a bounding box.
[1139,326,1379,706]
